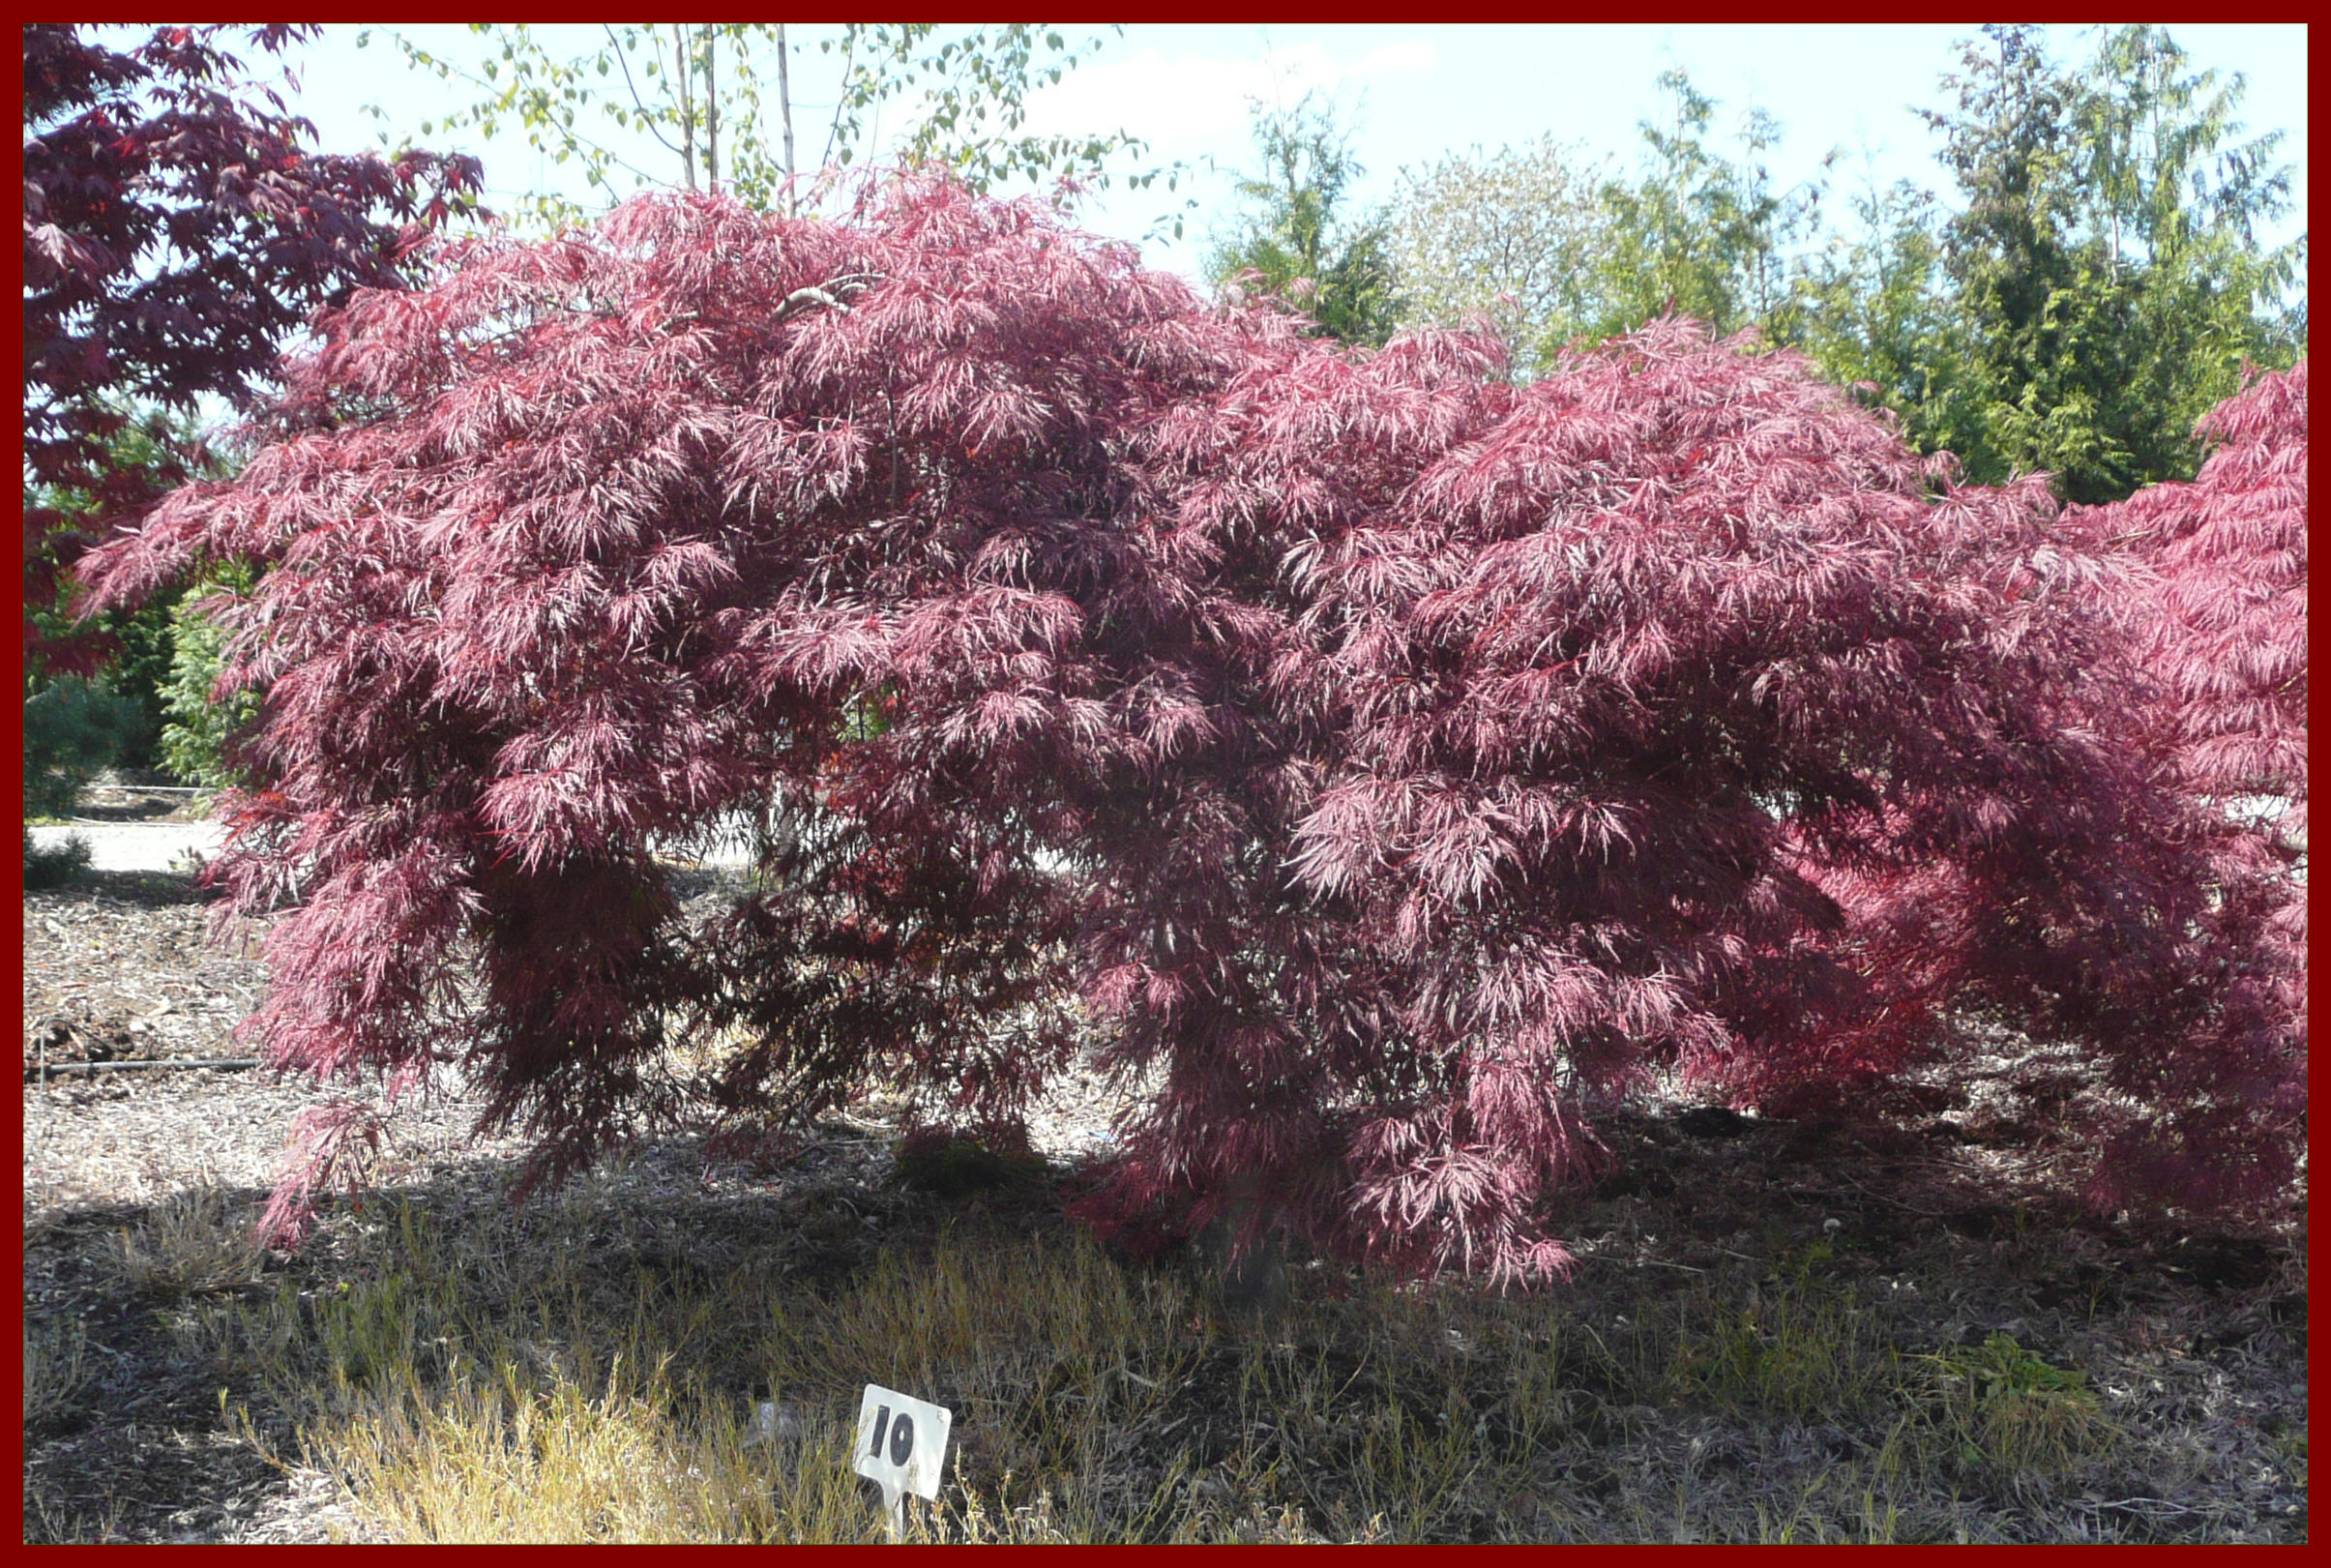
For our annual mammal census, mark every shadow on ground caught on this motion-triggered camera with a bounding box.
[20,1100,2307,1544]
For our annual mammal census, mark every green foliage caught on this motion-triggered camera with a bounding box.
[830,25,1166,202]
[1791,175,1974,457]
[363,23,1174,229]
[28,406,262,782]
[22,828,93,890]
[1657,1245,1897,1423]
[25,410,206,766]
[1914,1332,2112,1477]
[1386,32,2303,502]
[96,590,185,772]
[1592,71,1822,345]
[158,565,261,790]
[893,1126,1047,1197]
[24,675,146,820]
[1915,24,2302,501]
[1388,135,1617,375]
[1208,94,1402,347]
[1388,71,1816,371]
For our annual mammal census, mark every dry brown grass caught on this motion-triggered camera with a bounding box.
[26,863,2304,1542]
[23,1316,88,1427]
[58,1178,2269,1545]
[21,987,2305,1546]
[107,1186,265,1298]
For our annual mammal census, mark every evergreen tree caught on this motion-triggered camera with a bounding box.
[1592,71,1819,345]
[1384,33,2302,505]
[1208,94,1402,347]
[1920,24,2301,501]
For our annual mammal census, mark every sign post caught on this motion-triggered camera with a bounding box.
[851,1383,953,1538]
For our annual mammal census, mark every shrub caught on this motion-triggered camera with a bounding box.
[23,827,93,889]
[79,179,2304,1276]
[895,1125,1047,1197]
[24,674,146,819]
[158,564,262,789]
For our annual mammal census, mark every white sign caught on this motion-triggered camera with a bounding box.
[852,1383,953,1529]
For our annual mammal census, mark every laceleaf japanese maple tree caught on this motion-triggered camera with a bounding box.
[81,178,1256,1235]
[2081,362,2306,837]
[23,21,481,672]
[1077,313,2300,1275]
[2051,361,2308,1203]
[79,178,2302,1278]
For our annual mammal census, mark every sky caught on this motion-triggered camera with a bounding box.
[206,23,2320,286]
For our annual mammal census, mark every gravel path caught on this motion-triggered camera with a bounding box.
[27,818,767,873]
[29,821,226,873]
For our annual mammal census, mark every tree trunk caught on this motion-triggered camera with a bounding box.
[674,25,696,191]
[703,25,720,189]
[778,22,796,210]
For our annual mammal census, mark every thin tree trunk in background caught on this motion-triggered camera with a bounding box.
[674,25,697,191]
[704,24,720,189]
[778,21,796,211]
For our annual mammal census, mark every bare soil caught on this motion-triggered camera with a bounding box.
[20,864,2308,1543]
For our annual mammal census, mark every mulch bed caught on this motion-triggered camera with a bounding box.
[21,865,2308,1543]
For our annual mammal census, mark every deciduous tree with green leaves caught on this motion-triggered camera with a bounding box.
[1386,71,1817,372]
[1208,93,1402,347]
[1790,173,1973,459]
[1593,70,1821,344]
[364,23,1176,228]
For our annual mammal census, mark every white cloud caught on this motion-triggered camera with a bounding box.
[1014,39,1439,162]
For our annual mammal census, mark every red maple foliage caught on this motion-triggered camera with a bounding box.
[2052,361,2309,1206]
[78,182,2304,1275]
[23,22,481,671]
[2080,363,2306,833]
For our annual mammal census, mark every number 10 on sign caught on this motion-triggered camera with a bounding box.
[853,1383,952,1531]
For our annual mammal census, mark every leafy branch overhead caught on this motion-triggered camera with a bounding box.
[22,22,481,675]
[359,23,1178,230]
